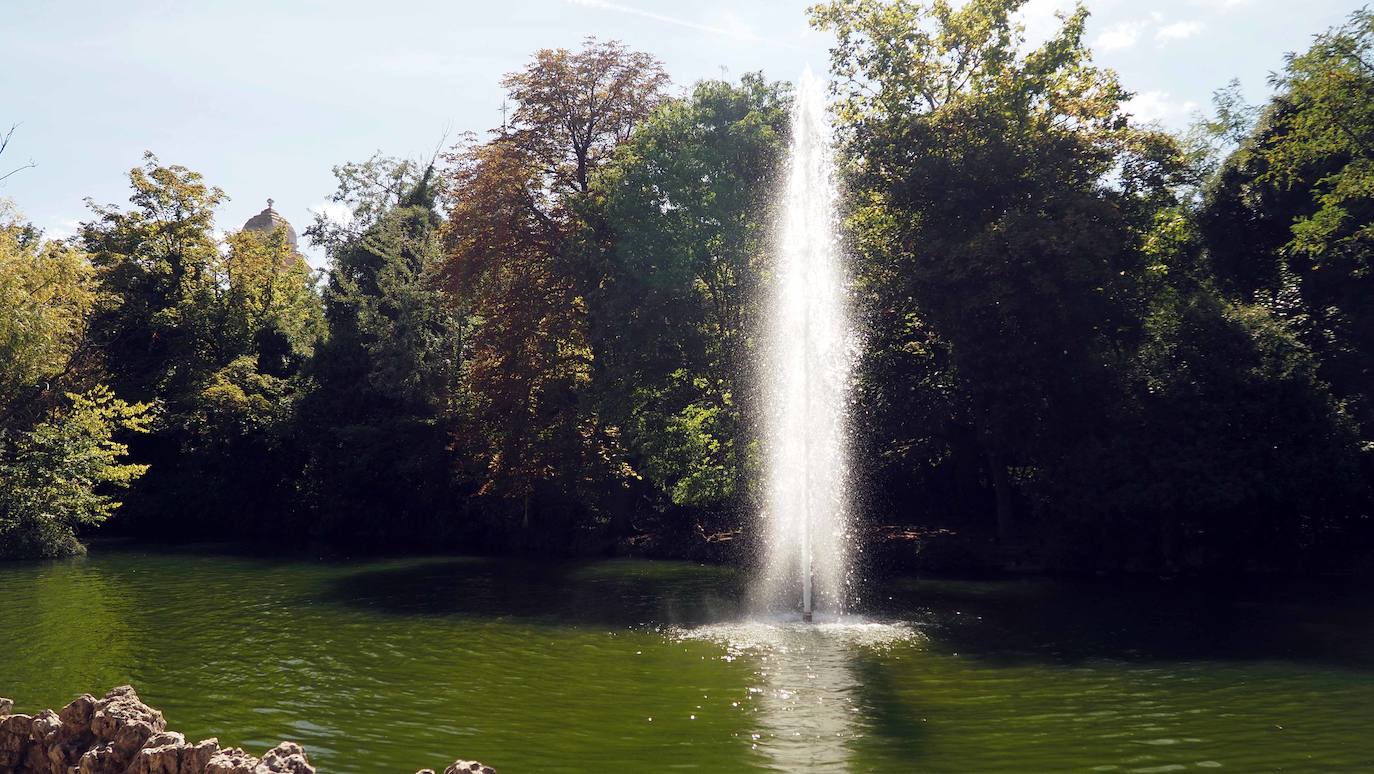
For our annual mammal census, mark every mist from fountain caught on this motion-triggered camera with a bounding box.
[756,68,858,621]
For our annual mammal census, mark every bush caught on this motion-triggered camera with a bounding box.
[0,387,151,559]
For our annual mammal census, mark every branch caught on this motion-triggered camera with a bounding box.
[0,123,37,182]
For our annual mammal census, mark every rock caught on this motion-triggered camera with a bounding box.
[91,684,165,763]
[127,731,187,774]
[59,693,97,738]
[185,738,223,774]
[0,712,32,750]
[255,741,314,774]
[20,742,46,773]
[204,747,260,773]
[28,708,59,743]
[4,687,482,774]
[78,741,127,774]
[0,712,32,771]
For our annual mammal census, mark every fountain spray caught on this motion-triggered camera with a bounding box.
[759,68,855,622]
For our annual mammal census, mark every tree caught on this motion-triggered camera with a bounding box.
[1201,8,1374,437]
[444,139,599,532]
[501,38,669,194]
[442,39,668,541]
[305,153,432,257]
[219,227,324,378]
[591,74,790,513]
[299,163,468,542]
[80,154,324,531]
[0,208,151,559]
[1120,286,1362,570]
[0,210,99,431]
[82,153,227,403]
[812,0,1148,541]
[0,387,150,559]
[0,123,36,184]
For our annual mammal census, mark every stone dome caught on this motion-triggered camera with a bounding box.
[242,199,299,249]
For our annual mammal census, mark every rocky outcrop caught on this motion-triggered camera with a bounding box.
[0,688,493,774]
[414,764,496,774]
[0,686,171,774]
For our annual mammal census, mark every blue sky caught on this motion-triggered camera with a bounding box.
[1,0,1363,267]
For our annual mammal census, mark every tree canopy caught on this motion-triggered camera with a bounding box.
[2,9,1372,571]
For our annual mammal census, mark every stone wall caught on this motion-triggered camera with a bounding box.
[0,687,493,774]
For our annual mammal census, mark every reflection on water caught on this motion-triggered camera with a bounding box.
[25,559,138,695]
[682,617,915,772]
[2,547,1374,773]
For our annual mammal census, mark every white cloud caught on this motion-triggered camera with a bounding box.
[47,218,82,241]
[1190,0,1251,8]
[715,10,757,42]
[1014,0,1077,49]
[1124,90,1200,125]
[1156,20,1204,43]
[1094,21,1145,52]
[309,201,353,229]
[565,0,759,42]
[366,51,477,76]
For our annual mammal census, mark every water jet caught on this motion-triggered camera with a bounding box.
[758,68,856,622]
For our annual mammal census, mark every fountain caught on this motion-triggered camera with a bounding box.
[757,68,857,621]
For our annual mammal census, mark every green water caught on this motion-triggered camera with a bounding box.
[2,547,1373,772]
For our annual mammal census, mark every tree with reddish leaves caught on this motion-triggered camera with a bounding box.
[501,37,669,196]
[443,39,667,541]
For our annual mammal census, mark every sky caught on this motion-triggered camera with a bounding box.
[1,0,1364,268]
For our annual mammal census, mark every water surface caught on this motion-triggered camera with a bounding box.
[3,547,1372,772]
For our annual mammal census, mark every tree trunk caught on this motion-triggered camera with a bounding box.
[986,448,1015,543]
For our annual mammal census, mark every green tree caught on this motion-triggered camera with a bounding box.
[1202,8,1374,437]
[82,153,227,403]
[299,163,468,542]
[591,74,790,514]
[812,0,1150,541]
[81,154,324,530]
[0,208,151,558]
[0,210,99,430]
[1119,285,1362,570]
[0,387,151,558]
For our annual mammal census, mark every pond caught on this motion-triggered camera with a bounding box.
[2,546,1373,772]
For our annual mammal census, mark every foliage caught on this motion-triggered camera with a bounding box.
[441,38,668,539]
[0,207,154,559]
[79,154,324,531]
[812,0,1148,539]
[592,74,790,509]
[811,0,1370,569]
[501,37,670,194]
[0,214,99,430]
[1201,8,1374,438]
[300,163,467,541]
[0,387,150,558]
[3,16,1373,571]
[304,153,434,256]
[1122,291,1361,565]
[82,153,228,402]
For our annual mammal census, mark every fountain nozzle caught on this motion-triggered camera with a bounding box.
[802,610,813,623]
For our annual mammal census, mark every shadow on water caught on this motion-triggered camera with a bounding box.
[876,576,1374,670]
[313,553,1374,669]
[315,557,752,629]
[847,653,929,762]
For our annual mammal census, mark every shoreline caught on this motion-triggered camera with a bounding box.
[0,687,493,774]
